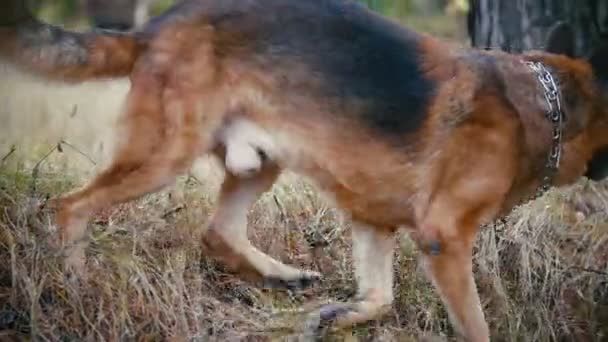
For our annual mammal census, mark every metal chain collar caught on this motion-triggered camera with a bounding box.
[525,61,564,200]
[495,61,565,226]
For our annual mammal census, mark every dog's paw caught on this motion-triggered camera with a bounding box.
[62,245,88,285]
[300,303,356,341]
[262,271,322,291]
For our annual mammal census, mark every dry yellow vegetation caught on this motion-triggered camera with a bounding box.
[0,59,607,341]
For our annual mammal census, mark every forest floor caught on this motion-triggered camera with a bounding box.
[1,153,607,341]
[1,13,607,342]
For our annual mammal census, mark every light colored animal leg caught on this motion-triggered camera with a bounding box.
[303,222,395,336]
[202,165,320,288]
[55,155,189,274]
[414,187,500,342]
[54,76,205,276]
[410,117,517,341]
[412,194,494,342]
[421,233,488,342]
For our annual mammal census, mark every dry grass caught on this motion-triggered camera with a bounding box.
[1,154,607,341]
[1,58,607,341]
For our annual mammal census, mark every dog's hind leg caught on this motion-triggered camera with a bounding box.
[53,74,206,276]
[303,222,395,337]
[202,164,321,289]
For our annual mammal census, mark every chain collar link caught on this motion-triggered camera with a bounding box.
[495,61,565,226]
[524,61,564,200]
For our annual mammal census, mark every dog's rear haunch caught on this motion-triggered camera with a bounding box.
[2,1,608,340]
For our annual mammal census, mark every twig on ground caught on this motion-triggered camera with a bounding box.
[187,173,204,185]
[273,194,287,223]
[59,140,97,166]
[30,144,60,195]
[162,205,186,219]
[570,266,608,277]
[69,105,78,118]
[273,194,295,253]
[1,145,16,165]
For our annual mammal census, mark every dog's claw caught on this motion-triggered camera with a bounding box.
[318,304,353,322]
[300,303,355,341]
[262,271,321,291]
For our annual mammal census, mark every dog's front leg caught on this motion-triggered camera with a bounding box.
[302,222,395,339]
[420,231,487,342]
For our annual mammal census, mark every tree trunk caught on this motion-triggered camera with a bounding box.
[468,0,608,56]
[0,0,34,26]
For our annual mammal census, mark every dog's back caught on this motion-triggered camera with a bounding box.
[138,0,437,138]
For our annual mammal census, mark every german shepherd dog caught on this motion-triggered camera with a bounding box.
[2,0,608,340]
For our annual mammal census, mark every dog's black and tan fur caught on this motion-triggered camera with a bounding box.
[2,0,608,340]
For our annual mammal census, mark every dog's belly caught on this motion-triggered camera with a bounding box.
[326,184,418,228]
[217,117,420,228]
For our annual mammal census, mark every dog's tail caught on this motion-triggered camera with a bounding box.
[0,18,144,82]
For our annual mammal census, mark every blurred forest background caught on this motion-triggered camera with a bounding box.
[22,0,608,56]
[24,0,470,41]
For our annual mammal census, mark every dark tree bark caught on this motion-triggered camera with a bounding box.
[468,0,608,56]
[0,0,34,26]
[86,0,151,31]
